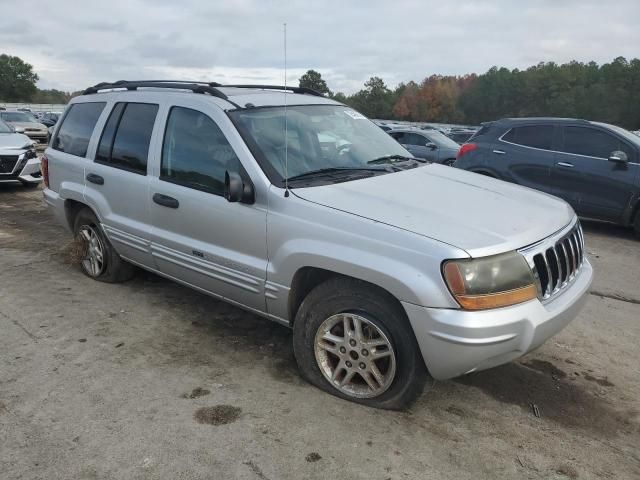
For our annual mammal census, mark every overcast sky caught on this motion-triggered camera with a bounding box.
[1,0,638,94]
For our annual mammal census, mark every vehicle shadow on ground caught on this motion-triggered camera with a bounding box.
[449,361,635,437]
[129,270,635,438]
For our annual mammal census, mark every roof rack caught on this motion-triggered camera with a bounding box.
[223,84,324,97]
[82,80,324,108]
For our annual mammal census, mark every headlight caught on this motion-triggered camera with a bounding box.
[442,252,537,310]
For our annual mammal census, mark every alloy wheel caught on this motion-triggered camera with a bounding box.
[314,313,397,398]
[78,225,106,277]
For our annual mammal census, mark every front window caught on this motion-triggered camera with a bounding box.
[230,105,413,186]
[0,112,38,123]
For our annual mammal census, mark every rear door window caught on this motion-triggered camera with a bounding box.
[95,102,158,174]
[52,102,106,157]
[502,125,554,150]
[560,126,634,160]
[160,106,240,195]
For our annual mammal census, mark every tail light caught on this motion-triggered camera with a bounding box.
[457,143,477,160]
[41,154,49,188]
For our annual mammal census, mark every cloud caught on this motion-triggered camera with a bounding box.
[1,0,638,93]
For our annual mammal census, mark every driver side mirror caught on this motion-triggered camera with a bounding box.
[225,171,255,204]
[608,151,628,163]
[426,142,437,150]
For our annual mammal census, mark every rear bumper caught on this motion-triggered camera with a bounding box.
[43,187,69,230]
[403,259,593,380]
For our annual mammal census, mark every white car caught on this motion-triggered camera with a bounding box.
[0,119,41,186]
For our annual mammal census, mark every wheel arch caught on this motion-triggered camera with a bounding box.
[64,198,92,231]
[287,267,407,327]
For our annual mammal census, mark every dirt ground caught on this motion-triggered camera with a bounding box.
[1,183,639,480]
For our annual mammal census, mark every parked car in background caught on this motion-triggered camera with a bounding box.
[446,128,478,145]
[39,112,61,128]
[455,117,640,237]
[0,110,50,144]
[388,128,460,165]
[43,80,592,409]
[0,119,41,186]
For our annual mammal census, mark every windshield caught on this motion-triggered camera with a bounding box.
[0,112,38,123]
[0,119,13,134]
[230,105,412,186]
[423,130,462,149]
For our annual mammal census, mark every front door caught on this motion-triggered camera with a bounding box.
[148,104,268,311]
[552,125,639,222]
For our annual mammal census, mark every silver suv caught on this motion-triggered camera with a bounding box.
[43,81,593,409]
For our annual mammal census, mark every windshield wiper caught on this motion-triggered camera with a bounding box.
[367,154,427,165]
[286,166,388,182]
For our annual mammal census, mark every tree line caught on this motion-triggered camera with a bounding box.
[0,54,76,104]
[2,52,639,129]
[300,57,640,129]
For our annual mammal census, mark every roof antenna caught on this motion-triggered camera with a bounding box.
[283,22,290,198]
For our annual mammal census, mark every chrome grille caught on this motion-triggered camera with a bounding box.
[520,220,585,300]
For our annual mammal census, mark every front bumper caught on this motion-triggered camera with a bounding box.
[403,259,593,380]
[0,156,42,184]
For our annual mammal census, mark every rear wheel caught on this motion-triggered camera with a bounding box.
[443,158,456,166]
[73,208,135,283]
[293,277,428,410]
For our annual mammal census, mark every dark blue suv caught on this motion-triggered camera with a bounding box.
[455,118,640,237]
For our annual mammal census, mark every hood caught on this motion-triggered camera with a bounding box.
[6,121,48,131]
[293,164,574,257]
[0,132,33,150]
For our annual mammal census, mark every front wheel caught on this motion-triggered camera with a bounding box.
[293,277,428,410]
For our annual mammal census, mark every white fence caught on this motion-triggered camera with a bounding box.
[0,103,67,113]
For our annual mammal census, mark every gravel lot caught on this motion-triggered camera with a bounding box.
[1,184,639,480]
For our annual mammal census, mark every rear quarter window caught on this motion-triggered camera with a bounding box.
[502,125,554,150]
[52,102,106,157]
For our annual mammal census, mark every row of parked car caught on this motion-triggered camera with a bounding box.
[374,118,640,236]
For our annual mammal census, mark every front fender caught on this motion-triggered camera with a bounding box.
[264,186,466,321]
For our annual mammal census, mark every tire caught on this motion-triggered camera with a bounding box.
[293,277,428,410]
[73,208,135,283]
[634,211,640,239]
[443,158,456,167]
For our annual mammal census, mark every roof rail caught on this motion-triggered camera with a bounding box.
[223,84,324,97]
[82,80,241,108]
[81,81,325,107]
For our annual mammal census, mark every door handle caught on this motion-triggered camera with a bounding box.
[492,149,506,155]
[86,173,104,185]
[557,162,574,168]
[153,193,179,209]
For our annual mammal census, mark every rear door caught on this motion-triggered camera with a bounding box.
[552,125,639,222]
[84,102,159,267]
[497,124,555,193]
[148,102,268,311]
